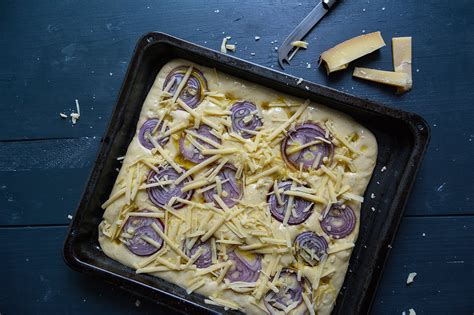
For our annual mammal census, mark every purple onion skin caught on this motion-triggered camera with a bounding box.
[268,181,314,225]
[225,249,262,283]
[294,231,328,266]
[202,164,242,208]
[163,66,207,109]
[281,123,333,171]
[184,240,212,269]
[138,119,170,150]
[321,203,356,239]
[264,270,304,314]
[230,101,263,139]
[122,215,164,256]
[146,167,193,209]
[179,125,221,164]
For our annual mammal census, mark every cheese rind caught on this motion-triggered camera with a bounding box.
[320,31,386,74]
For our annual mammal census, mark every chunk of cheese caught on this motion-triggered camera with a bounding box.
[320,31,386,74]
[392,37,413,93]
[353,67,410,88]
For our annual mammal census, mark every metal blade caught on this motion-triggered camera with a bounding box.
[278,1,334,69]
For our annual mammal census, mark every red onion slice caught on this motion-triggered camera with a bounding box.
[122,214,164,256]
[146,167,193,209]
[163,66,207,109]
[281,123,333,171]
[268,181,314,225]
[184,240,212,269]
[138,119,170,150]
[179,125,221,164]
[294,231,328,266]
[264,270,304,313]
[321,203,356,239]
[202,164,242,208]
[225,249,262,283]
[230,101,263,139]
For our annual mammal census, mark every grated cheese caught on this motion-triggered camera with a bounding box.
[175,154,221,184]
[171,66,193,104]
[151,223,189,260]
[186,278,206,294]
[246,165,280,184]
[268,100,309,141]
[283,190,326,204]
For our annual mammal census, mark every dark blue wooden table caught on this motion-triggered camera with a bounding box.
[1,1,473,314]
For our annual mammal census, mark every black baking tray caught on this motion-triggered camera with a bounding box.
[63,32,430,314]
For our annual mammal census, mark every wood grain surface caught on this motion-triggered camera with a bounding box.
[0,0,472,314]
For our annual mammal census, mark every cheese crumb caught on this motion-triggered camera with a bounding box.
[408,309,416,315]
[59,113,68,118]
[225,44,236,52]
[296,78,303,85]
[291,40,308,49]
[67,214,73,220]
[370,193,376,199]
[254,36,260,41]
[406,272,417,285]
[381,166,387,172]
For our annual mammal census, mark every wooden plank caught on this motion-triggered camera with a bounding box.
[0,216,472,314]
[372,216,473,314]
[1,135,472,227]
[0,138,100,225]
[0,226,159,314]
[0,0,473,138]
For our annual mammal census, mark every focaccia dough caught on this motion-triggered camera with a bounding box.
[99,59,377,314]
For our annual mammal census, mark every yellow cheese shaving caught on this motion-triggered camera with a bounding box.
[151,223,189,261]
[147,134,182,173]
[205,296,239,310]
[136,265,170,274]
[162,122,187,138]
[320,31,386,74]
[328,181,337,204]
[342,192,364,203]
[175,154,221,184]
[195,261,229,276]
[302,293,315,315]
[320,165,337,182]
[268,100,309,141]
[201,214,228,242]
[216,261,234,284]
[101,187,126,209]
[182,179,210,192]
[286,140,322,155]
[186,278,206,294]
[283,190,326,204]
[246,165,280,184]
[215,176,222,196]
[171,66,193,104]
[201,147,238,155]
[177,99,221,131]
[185,130,222,149]
[353,67,410,88]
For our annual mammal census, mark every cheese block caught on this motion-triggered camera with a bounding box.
[320,31,386,74]
[98,59,378,315]
[353,67,410,88]
[392,37,413,93]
